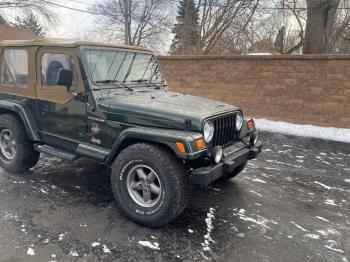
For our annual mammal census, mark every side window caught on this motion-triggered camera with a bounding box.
[1,49,28,87]
[41,53,75,86]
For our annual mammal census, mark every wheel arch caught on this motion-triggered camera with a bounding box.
[105,135,178,165]
[104,127,205,165]
[0,100,40,141]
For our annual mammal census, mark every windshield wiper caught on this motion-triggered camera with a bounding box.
[130,79,163,89]
[95,79,133,91]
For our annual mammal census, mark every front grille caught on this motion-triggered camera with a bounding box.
[212,113,236,147]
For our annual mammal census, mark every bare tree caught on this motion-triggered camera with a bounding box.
[282,1,305,54]
[0,0,54,22]
[92,0,171,46]
[303,0,341,53]
[327,0,350,52]
[196,0,259,54]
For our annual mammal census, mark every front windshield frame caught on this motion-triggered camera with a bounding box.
[79,45,166,89]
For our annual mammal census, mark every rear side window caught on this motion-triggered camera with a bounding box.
[41,53,75,86]
[1,49,28,87]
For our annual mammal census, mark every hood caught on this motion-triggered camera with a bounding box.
[98,90,240,130]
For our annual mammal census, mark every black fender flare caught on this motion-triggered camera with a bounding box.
[0,100,40,141]
[105,126,206,164]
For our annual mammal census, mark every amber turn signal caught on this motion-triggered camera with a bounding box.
[247,119,255,130]
[195,138,206,150]
[176,142,186,153]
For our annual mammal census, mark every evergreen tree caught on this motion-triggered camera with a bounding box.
[170,0,199,55]
[16,14,45,37]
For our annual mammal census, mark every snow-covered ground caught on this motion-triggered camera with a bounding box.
[255,118,350,143]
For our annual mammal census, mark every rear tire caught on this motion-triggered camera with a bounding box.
[0,114,40,174]
[111,142,190,227]
[217,162,247,182]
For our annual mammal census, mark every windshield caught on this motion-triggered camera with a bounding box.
[82,47,164,85]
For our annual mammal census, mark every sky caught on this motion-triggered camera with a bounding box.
[40,0,174,53]
[43,0,97,39]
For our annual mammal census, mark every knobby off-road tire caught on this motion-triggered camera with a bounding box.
[216,162,247,182]
[0,114,40,174]
[111,143,191,227]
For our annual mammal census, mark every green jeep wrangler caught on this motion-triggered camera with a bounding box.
[0,39,261,227]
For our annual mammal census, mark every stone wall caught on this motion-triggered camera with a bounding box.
[158,55,350,128]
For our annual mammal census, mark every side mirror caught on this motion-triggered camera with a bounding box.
[57,68,73,90]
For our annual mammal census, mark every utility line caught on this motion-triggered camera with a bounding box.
[41,0,99,14]
[67,0,94,6]
[56,0,94,6]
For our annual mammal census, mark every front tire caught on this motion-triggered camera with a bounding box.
[0,114,40,174]
[111,143,190,227]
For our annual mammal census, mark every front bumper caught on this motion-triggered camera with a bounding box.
[191,141,262,185]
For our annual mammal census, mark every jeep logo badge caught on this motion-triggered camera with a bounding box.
[91,137,102,145]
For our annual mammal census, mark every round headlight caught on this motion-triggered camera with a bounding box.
[236,113,243,130]
[203,121,214,143]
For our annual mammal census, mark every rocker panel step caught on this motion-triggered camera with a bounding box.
[34,144,78,161]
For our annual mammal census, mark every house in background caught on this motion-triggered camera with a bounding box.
[0,25,35,41]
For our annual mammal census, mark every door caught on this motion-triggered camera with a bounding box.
[35,47,87,143]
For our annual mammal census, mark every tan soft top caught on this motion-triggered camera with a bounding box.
[0,38,151,52]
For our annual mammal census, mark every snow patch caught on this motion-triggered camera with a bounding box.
[250,190,262,197]
[102,244,111,253]
[138,241,160,250]
[255,118,350,143]
[325,245,344,253]
[69,250,79,257]
[188,229,194,233]
[0,211,19,221]
[303,234,320,239]
[264,166,280,170]
[325,199,338,206]
[316,216,330,222]
[58,233,65,241]
[251,178,266,184]
[27,247,35,256]
[265,159,302,168]
[91,242,100,247]
[291,221,308,232]
[40,189,49,194]
[201,207,215,251]
[236,210,272,232]
[314,181,332,190]
[345,179,350,183]
[316,228,339,237]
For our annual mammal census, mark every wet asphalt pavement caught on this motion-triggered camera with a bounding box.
[0,132,349,262]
